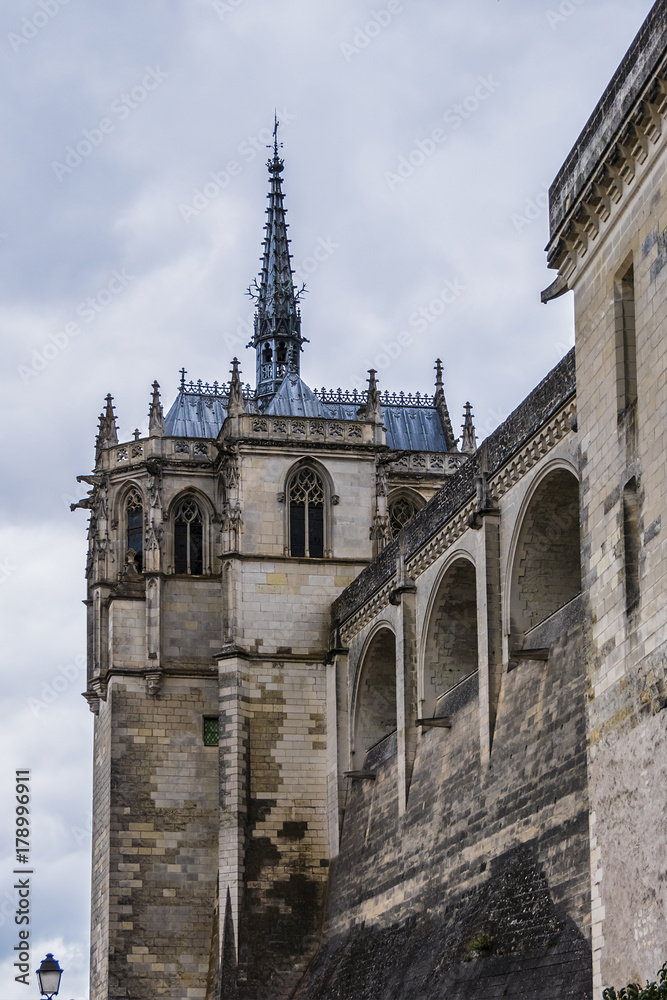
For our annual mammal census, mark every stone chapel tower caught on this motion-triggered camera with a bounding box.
[75,136,470,999]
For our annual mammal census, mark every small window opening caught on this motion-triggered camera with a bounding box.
[623,478,640,612]
[277,341,287,364]
[203,716,219,746]
[262,343,273,364]
[126,488,143,572]
[615,263,637,415]
[289,467,324,558]
[174,497,203,574]
[389,495,421,537]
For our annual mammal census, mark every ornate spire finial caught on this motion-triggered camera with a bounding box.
[431,361,457,451]
[250,136,307,405]
[149,380,164,437]
[461,401,477,453]
[179,368,187,391]
[102,394,118,444]
[272,110,281,160]
[434,358,444,395]
[95,393,118,461]
[227,357,246,418]
[357,369,382,424]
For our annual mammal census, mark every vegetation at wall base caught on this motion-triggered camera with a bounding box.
[603,962,667,999]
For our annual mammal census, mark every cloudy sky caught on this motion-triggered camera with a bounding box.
[0,0,655,996]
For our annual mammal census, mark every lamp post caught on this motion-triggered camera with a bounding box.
[36,953,63,998]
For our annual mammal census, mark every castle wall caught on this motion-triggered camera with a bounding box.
[99,674,219,1000]
[90,684,112,1000]
[162,578,221,665]
[293,384,591,999]
[297,621,590,1000]
[569,135,667,991]
[218,656,331,998]
[237,449,377,562]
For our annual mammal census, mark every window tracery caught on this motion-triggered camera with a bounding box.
[125,488,143,571]
[389,494,421,538]
[174,497,203,574]
[288,467,325,558]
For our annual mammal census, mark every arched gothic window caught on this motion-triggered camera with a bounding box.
[174,497,203,574]
[389,493,422,538]
[288,467,324,558]
[126,488,143,571]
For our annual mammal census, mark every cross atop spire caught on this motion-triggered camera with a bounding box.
[248,135,307,407]
[272,110,281,159]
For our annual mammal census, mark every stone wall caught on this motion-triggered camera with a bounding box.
[295,620,590,1000]
[571,134,667,992]
[543,5,667,988]
[101,675,219,1000]
[218,656,332,1000]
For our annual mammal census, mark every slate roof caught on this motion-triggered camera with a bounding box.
[164,374,448,452]
[164,392,229,438]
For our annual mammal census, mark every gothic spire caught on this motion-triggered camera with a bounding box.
[227,357,246,418]
[357,368,383,424]
[433,359,457,451]
[148,381,164,437]
[461,401,477,453]
[249,116,307,405]
[95,393,118,461]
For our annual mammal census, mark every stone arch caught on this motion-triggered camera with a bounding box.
[166,487,215,575]
[509,465,581,643]
[387,488,426,538]
[281,457,335,558]
[422,557,478,713]
[114,480,146,574]
[353,626,397,762]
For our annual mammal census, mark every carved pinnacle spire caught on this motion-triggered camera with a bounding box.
[250,128,307,404]
[461,401,477,453]
[434,358,444,395]
[95,394,118,463]
[148,381,164,437]
[357,369,383,424]
[227,357,246,418]
[433,360,457,451]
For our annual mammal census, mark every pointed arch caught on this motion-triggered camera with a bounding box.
[167,488,215,575]
[507,463,581,646]
[422,555,478,714]
[387,488,426,538]
[115,481,146,573]
[352,625,397,765]
[282,458,335,558]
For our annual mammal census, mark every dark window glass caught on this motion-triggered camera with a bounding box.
[203,717,219,746]
[309,505,324,559]
[623,478,640,612]
[288,468,325,558]
[190,523,203,575]
[174,497,204,574]
[290,502,306,557]
[126,489,143,571]
[174,522,188,574]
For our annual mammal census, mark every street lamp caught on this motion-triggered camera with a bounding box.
[36,953,63,998]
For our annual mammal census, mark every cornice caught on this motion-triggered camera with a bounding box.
[543,58,667,299]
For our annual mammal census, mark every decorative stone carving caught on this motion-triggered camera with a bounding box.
[145,671,163,698]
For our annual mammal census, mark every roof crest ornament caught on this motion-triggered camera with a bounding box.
[148,381,164,437]
[461,401,477,453]
[433,358,458,452]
